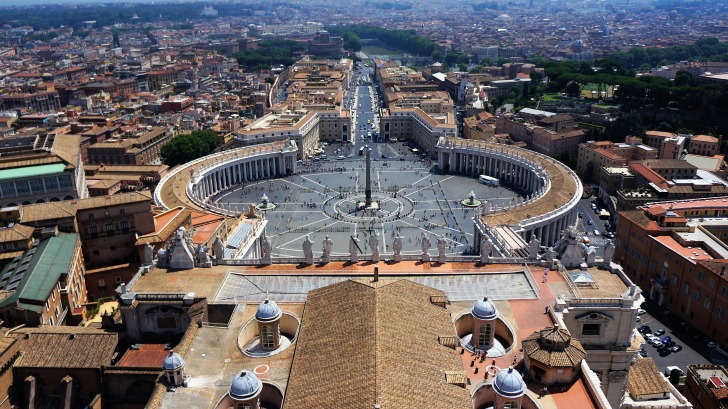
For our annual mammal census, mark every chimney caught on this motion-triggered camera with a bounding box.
[373,265,379,282]
[120,283,127,295]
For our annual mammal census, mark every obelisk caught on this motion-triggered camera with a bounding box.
[365,145,372,207]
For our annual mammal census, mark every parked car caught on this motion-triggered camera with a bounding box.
[661,336,672,344]
[638,309,647,315]
[654,329,666,336]
[578,212,583,218]
[664,366,684,377]
[639,348,648,357]
[587,220,593,225]
[671,345,683,353]
[659,348,672,357]
[593,230,600,236]
[707,341,718,349]
[638,325,651,334]
[652,340,664,348]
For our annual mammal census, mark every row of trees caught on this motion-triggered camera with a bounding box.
[611,37,728,70]
[160,130,221,168]
[232,40,307,71]
[326,25,436,56]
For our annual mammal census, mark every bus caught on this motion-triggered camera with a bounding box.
[479,175,500,186]
[599,209,611,220]
[359,147,365,156]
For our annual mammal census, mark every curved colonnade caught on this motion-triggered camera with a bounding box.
[154,140,298,214]
[155,137,581,257]
[436,137,582,250]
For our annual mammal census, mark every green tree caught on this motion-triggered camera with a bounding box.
[674,70,695,87]
[566,81,581,97]
[458,63,468,72]
[160,130,221,168]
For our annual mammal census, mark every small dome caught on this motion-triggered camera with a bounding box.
[493,367,526,398]
[256,298,282,322]
[230,370,262,400]
[472,297,498,320]
[162,351,184,371]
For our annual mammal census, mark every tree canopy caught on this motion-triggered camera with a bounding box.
[326,25,436,56]
[161,130,221,168]
[232,40,307,71]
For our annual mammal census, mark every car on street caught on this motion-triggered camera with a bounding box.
[659,348,672,357]
[652,340,664,348]
[578,212,583,218]
[638,325,651,334]
[593,230,600,236]
[639,348,648,357]
[708,341,718,349]
[671,345,683,352]
[654,329,666,336]
[638,309,646,315]
[587,220,593,225]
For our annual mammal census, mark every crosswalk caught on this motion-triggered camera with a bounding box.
[576,231,610,247]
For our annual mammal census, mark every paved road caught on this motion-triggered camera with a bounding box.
[573,197,613,258]
[637,308,709,375]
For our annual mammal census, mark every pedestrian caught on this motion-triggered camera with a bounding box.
[544,387,548,395]
[539,388,544,398]
[513,355,518,365]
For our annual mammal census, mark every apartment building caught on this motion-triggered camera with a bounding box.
[616,198,728,348]
[688,135,720,157]
[379,107,457,156]
[495,109,585,157]
[2,191,155,268]
[86,127,172,166]
[0,232,87,326]
[0,132,87,208]
[576,138,659,181]
[1,91,61,112]
[235,104,350,157]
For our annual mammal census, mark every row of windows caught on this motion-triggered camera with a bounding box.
[0,175,74,198]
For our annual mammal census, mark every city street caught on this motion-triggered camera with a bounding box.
[637,308,709,376]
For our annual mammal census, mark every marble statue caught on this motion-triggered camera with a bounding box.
[168,227,195,270]
[349,236,360,263]
[545,246,558,262]
[421,233,431,262]
[480,235,492,264]
[393,233,403,262]
[322,235,334,263]
[260,231,272,265]
[529,235,540,258]
[143,242,153,266]
[482,200,491,215]
[302,235,314,265]
[156,244,169,268]
[436,235,447,263]
[369,232,380,263]
[196,244,212,268]
[213,235,224,261]
[603,239,615,265]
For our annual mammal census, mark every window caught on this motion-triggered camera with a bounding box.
[649,261,656,272]
[45,301,49,311]
[694,289,700,301]
[717,305,724,318]
[261,325,275,349]
[89,225,97,234]
[105,223,113,232]
[582,323,601,336]
[120,209,125,215]
[44,177,58,190]
[684,283,691,295]
[115,276,122,283]
[503,403,518,409]
[705,298,711,310]
[478,324,492,347]
[55,306,60,317]
[698,271,704,281]
[30,178,44,192]
[120,219,129,230]
[88,213,94,220]
[710,279,716,289]
[672,275,679,286]
[722,287,728,297]
[236,404,251,409]
[98,279,105,287]
[51,290,56,301]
